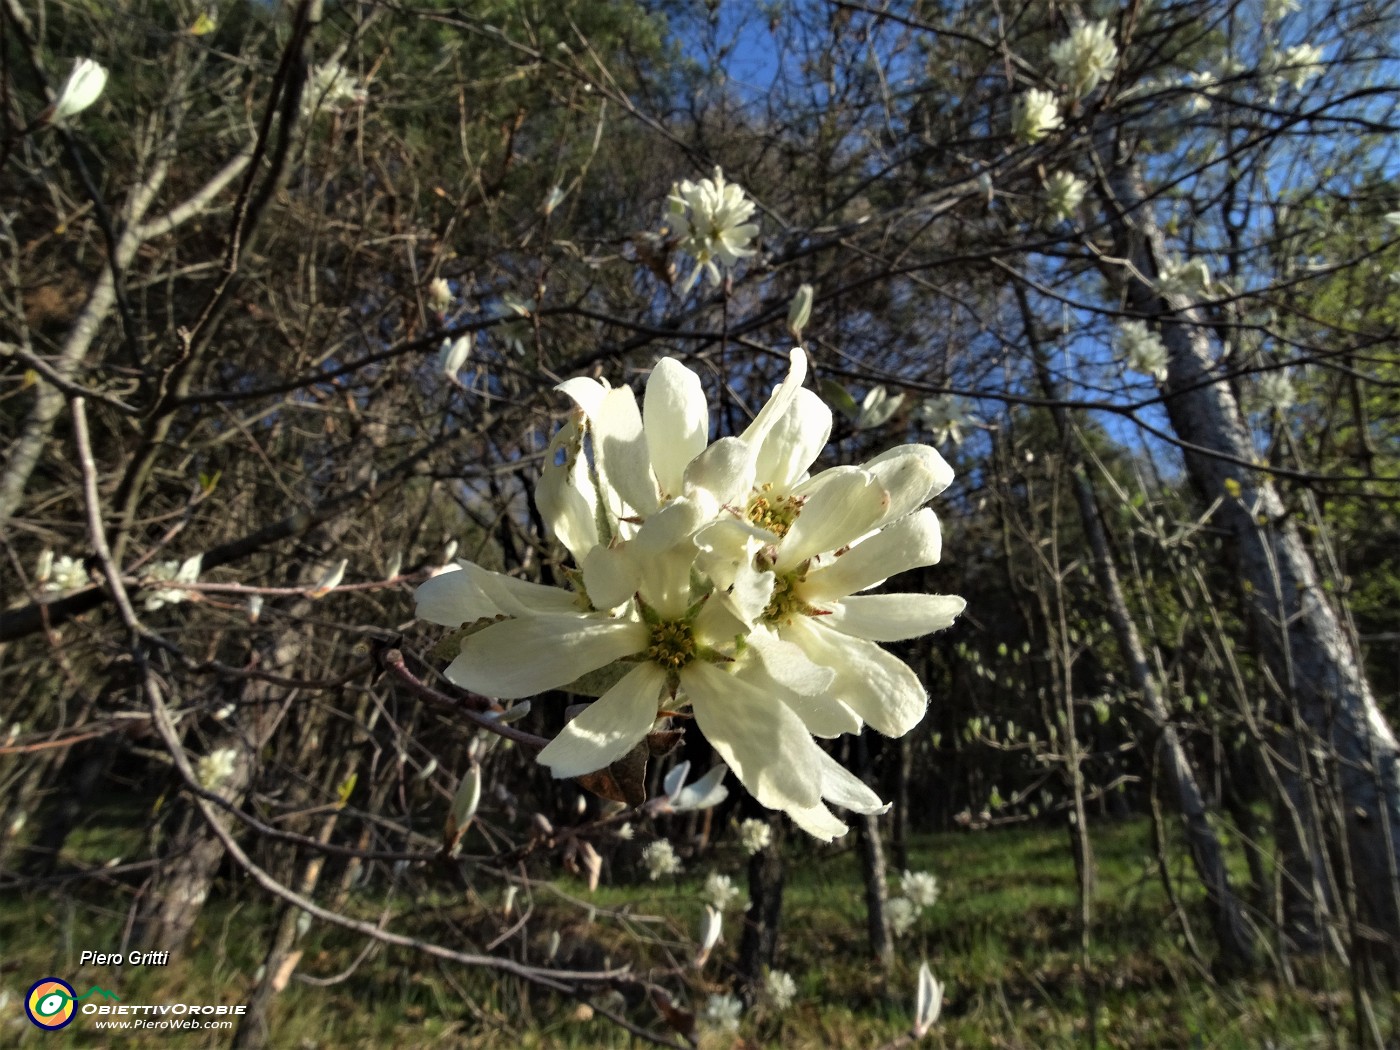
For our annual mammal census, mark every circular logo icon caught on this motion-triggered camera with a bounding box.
[25,977,77,1030]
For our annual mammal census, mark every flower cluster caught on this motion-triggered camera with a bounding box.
[416,348,964,838]
[918,395,977,447]
[1254,369,1296,413]
[197,747,238,791]
[1156,255,1215,300]
[739,817,773,854]
[1048,20,1119,99]
[142,554,203,612]
[1043,171,1087,225]
[888,868,940,937]
[702,871,743,911]
[664,167,760,293]
[641,839,683,880]
[1012,88,1063,144]
[1116,320,1168,382]
[764,969,798,1010]
[38,552,89,594]
[304,61,367,116]
[703,992,743,1032]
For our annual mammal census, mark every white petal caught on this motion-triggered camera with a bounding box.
[863,444,954,525]
[684,435,755,509]
[740,348,809,451]
[594,386,660,516]
[556,376,609,415]
[537,420,601,558]
[696,520,774,628]
[784,801,850,841]
[447,616,644,699]
[753,388,831,491]
[822,593,966,641]
[674,763,729,810]
[645,358,710,497]
[777,468,890,570]
[663,760,691,799]
[580,545,638,611]
[801,508,942,602]
[685,660,825,811]
[813,748,888,814]
[537,663,666,777]
[416,561,579,624]
[782,617,928,737]
[748,629,835,695]
[747,629,857,737]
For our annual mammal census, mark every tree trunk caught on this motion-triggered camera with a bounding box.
[855,810,894,969]
[736,814,784,1001]
[1022,311,1257,971]
[1105,162,1400,947]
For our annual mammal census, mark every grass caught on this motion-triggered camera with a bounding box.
[2,817,1395,1048]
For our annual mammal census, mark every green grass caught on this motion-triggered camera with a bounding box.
[2,819,1394,1048]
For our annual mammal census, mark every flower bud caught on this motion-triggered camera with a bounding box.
[786,283,813,340]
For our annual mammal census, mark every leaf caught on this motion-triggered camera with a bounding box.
[818,378,859,418]
[335,772,358,808]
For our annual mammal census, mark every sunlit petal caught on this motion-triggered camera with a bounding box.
[537,663,667,777]
[447,616,644,698]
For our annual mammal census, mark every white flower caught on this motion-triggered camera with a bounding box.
[49,58,108,125]
[702,872,742,911]
[740,817,772,855]
[1012,89,1063,144]
[416,347,962,840]
[787,283,814,340]
[917,396,975,446]
[1117,320,1168,382]
[695,905,723,966]
[42,554,89,593]
[1264,0,1300,20]
[1043,171,1087,224]
[702,993,743,1033]
[197,747,238,790]
[887,896,919,937]
[1270,43,1326,91]
[427,278,452,313]
[616,822,635,841]
[439,335,472,377]
[305,61,367,115]
[143,554,202,611]
[1048,20,1119,99]
[641,839,682,880]
[913,962,944,1038]
[764,969,798,1011]
[661,761,730,813]
[854,385,905,429]
[1255,370,1296,412]
[1156,255,1214,300]
[665,167,760,292]
[900,870,940,909]
[1181,70,1218,113]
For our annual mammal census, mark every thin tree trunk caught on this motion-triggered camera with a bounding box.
[736,814,784,1001]
[1104,162,1400,947]
[1021,303,1257,971]
[856,810,894,969]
